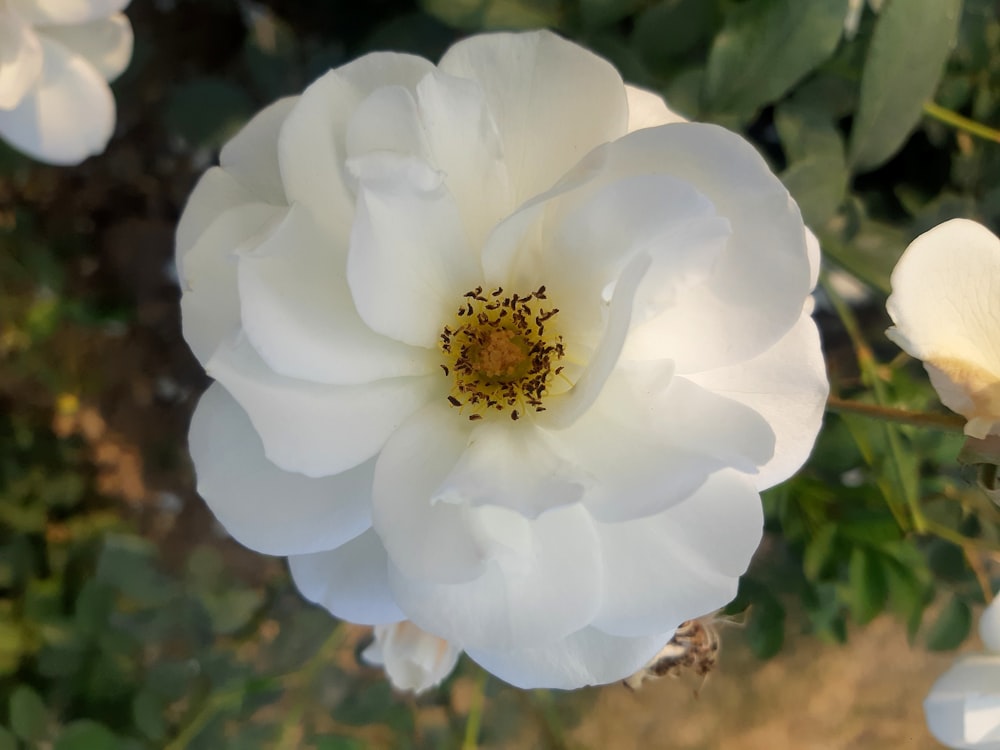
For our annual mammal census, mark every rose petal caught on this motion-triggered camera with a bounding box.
[347,158,480,348]
[687,310,828,490]
[278,52,434,241]
[438,30,628,203]
[288,529,405,624]
[388,502,602,650]
[572,123,811,372]
[887,219,1000,438]
[207,334,438,477]
[220,96,296,206]
[0,35,113,165]
[179,200,286,365]
[176,167,258,267]
[35,14,132,81]
[624,84,687,131]
[0,11,42,110]
[189,383,372,556]
[591,469,762,637]
[925,654,1000,749]
[433,420,590,518]
[466,626,673,689]
[415,70,513,249]
[9,0,129,25]
[981,598,1000,654]
[238,203,436,384]
[371,403,487,584]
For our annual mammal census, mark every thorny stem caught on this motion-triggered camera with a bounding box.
[923,101,1000,144]
[820,273,927,533]
[826,396,966,433]
[461,670,489,750]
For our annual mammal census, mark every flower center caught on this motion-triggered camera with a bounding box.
[440,285,565,421]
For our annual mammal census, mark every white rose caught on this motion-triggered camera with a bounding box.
[925,598,1000,749]
[181,30,828,689]
[886,219,1000,440]
[362,621,461,694]
[0,0,133,165]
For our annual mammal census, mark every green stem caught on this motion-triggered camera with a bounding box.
[820,273,926,533]
[923,101,1000,143]
[461,670,488,750]
[826,396,966,433]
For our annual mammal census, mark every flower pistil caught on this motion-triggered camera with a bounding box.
[440,285,565,421]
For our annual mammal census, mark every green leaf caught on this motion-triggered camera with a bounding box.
[418,0,562,30]
[579,0,642,28]
[846,547,887,624]
[703,0,849,116]
[803,524,839,581]
[848,0,963,171]
[54,721,122,750]
[926,596,972,651]
[632,0,718,71]
[0,726,16,750]
[132,690,167,742]
[10,685,49,742]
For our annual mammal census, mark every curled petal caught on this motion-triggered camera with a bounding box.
[9,0,129,25]
[591,470,762,637]
[0,11,42,110]
[179,200,286,365]
[220,96,296,205]
[388,502,602,650]
[466,627,673,690]
[238,204,436,384]
[189,384,372,556]
[686,311,827,490]
[278,52,434,241]
[35,14,132,81]
[439,30,628,203]
[0,36,114,165]
[207,334,437,478]
[289,529,404,624]
[887,219,1000,438]
[347,158,480,348]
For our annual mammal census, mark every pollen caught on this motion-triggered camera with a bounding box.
[440,285,565,421]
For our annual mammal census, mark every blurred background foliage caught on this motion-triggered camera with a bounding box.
[0,0,999,747]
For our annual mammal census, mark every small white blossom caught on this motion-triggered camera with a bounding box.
[887,219,1000,439]
[925,598,1000,748]
[180,31,828,689]
[363,621,461,694]
[0,0,133,165]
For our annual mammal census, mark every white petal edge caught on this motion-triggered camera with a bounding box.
[686,309,828,490]
[189,383,373,556]
[35,14,133,81]
[624,84,687,131]
[207,334,438,478]
[466,626,674,690]
[362,621,462,693]
[925,654,1000,749]
[220,96,296,206]
[9,0,129,25]
[0,10,42,110]
[438,30,628,204]
[288,529,405,625]
[238,203,437,384]
[0,35,114,165]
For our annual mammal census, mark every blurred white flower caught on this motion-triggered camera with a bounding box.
[180,30,828,689]
[925,598,1000,749]
[363,621,461,694]
[887,220,1000,439]
[0,0,133,165]
[844,0,884,40]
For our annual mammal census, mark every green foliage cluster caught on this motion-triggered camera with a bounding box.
[1,0,1000,746]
